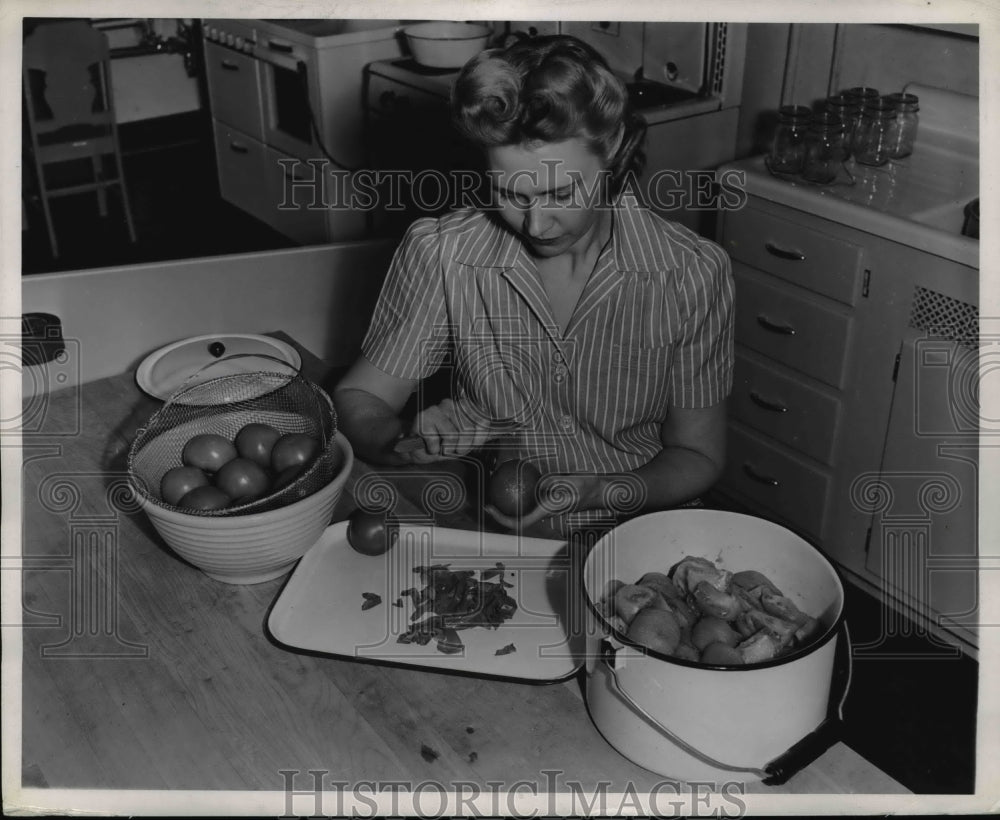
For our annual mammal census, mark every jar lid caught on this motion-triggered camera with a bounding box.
[777,104,812,122]
[809,111,843,129]
[862,96,898,117]
[887,91,920,110]
[825,93,857,109]
[845,86,881,101]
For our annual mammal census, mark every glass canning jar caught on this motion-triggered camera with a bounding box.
[886,92,919,158]
[854,96,897,167]
[844,87,880,156]
[802,112,844,184]
[824,94,855,159]
[769,105,811,174]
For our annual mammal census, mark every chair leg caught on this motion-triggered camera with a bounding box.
[34,164,59,258]
[92,154,108,217]
[112,148,137,245]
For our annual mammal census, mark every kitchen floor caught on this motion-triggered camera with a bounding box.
[19,113,979,795]
[21,112,295,276]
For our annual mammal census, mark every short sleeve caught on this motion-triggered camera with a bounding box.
[667,238,735,408]
[361,217,450,380]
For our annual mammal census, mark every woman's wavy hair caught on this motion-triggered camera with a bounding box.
[451,35,646,198]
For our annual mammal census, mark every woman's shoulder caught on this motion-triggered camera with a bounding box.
[403,208,492,238]
[617,195,730,279]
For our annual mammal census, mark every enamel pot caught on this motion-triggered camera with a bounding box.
[582,510,850,785]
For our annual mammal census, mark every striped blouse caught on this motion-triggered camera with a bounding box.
[362,193,735,479]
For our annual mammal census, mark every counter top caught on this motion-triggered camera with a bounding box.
[722,146,980,269]
[13,336,911,813]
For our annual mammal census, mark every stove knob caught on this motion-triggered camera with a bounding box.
[206,26,217,41]
[235,35,244,50]
[226,33,235,47]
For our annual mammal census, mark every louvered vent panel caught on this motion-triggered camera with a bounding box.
[908,286,979,348]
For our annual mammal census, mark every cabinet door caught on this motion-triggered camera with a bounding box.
[865,329,979,648]
[205,42,263,141]
[213,124,269,224]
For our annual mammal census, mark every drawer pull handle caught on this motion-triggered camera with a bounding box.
[750,391,788,413]
[744,463,781,487]
[229,141,249,154]
[765,242,806,261]
[757,315,796,336]
[221,59,240,71]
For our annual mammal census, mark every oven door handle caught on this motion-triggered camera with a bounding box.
[257,42,302,72]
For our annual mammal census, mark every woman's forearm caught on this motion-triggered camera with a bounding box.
[331,386,409,465]
[576,445,724,515]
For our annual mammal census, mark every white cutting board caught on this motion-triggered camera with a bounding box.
[267,522,585,682]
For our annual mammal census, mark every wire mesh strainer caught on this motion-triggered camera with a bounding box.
[128,354,339,516]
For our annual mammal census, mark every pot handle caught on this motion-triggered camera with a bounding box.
[762,621,853,785]
[600,638,771,779]
[600,621,853,784]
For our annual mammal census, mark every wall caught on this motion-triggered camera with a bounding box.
[20,240,397,395]
[735,23,980,158]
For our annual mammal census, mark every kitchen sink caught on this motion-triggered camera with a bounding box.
[908,199,974,236]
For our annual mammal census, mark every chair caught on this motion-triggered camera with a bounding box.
[23,20,137,258]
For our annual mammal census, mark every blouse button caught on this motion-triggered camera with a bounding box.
[559,413,574,430]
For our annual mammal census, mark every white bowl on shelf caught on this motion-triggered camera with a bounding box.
[403,21,492,69]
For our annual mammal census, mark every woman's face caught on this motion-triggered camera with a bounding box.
[486,138,609,259]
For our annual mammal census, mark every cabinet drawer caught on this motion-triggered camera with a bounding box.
[722,424,830,542]
[205,43,263,141]
[731,351,841,464]
[214,125,270,224]
[734,267,853,388]
[722,206,863,305]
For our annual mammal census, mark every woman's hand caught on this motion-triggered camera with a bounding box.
[484,473,602,532]
[400,398,495,464]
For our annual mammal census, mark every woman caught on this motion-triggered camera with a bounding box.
[334,34,734,535]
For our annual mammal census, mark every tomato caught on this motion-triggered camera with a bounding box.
[234,423,282,469]
[271,433,320,473]
[487,459,541,517]
[160,465,210,506]
[347,509,398,556]
[214,457,271,500]
[178,485,232,511]
[182,434,237,473]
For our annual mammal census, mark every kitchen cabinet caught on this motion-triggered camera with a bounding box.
[204,41,263,140]
[203,19,402,245]
[715,173,979,655]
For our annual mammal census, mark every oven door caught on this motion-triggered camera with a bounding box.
[258,36,320,159]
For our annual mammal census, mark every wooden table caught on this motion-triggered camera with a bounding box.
[15,336,909,812]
